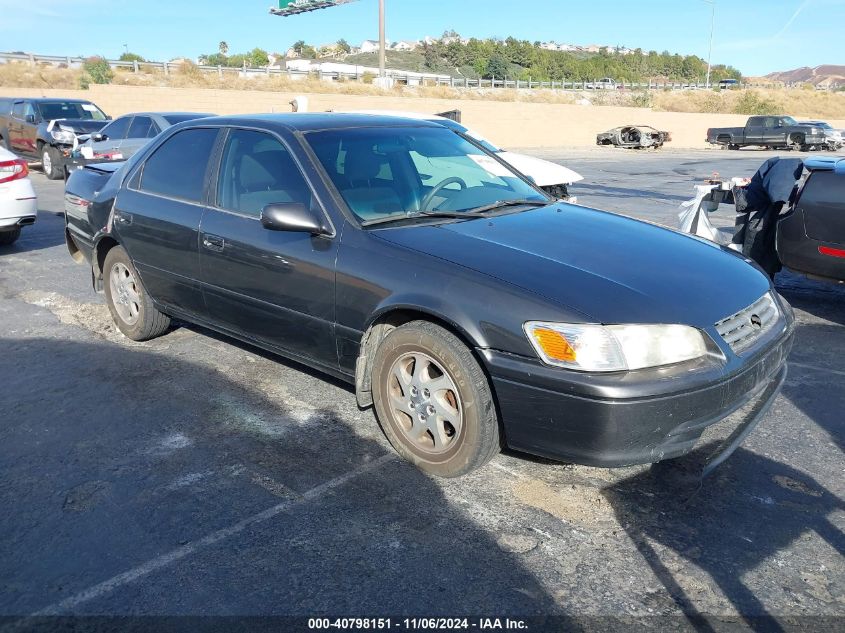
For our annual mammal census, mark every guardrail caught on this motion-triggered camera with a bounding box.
[1,52,841,92]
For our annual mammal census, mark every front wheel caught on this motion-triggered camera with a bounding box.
[371,321,500,477]
[41,145,63,180]
[103,246,171,341]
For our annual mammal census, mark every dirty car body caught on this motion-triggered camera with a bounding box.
[64,114,793,474]
[597,125,671,149]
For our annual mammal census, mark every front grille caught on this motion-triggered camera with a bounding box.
[715,292,779,354]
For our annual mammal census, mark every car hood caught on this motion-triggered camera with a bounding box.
[374,204,772,327]
[51,119,108,134]
[496,151,583,186]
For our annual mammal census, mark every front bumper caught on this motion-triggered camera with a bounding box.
[481,326,794,467]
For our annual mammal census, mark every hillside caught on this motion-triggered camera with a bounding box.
[766,65,845,87]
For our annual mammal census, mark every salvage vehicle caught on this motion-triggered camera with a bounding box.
[596,125,672,149]
[64,114,794,477]
[0,146,37,246]
[798,121,843,151]
[337,110,583,200]
[0,97,110,180]
[679,156,845,284]
[76,111,215,162]
[706,116,827,151]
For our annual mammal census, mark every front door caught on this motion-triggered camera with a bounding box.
[114,126,220,316]
[199,128,338,369]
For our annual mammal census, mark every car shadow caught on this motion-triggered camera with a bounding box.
[572,182,690,203]
[776,270,845,327]
[0,210,67,254]
[0,337,577,622]
[604,445,844,632]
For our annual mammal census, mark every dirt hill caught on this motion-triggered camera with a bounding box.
[766,65,845,86]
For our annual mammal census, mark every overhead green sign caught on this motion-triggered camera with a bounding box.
[270,0,357,17]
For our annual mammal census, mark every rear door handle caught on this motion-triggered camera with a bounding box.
[202,234,225,251]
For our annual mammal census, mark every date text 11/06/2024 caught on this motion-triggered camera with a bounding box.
[308,618,529,630]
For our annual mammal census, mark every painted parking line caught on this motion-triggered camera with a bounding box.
[31,454,395,616]
[788,361,845,378]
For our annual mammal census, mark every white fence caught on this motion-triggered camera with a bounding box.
[1,52,841,92]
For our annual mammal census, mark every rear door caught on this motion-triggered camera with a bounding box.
[199,127,339,368]
[745,116,766,144]
[113,126,221,316]
[121,115,159,158]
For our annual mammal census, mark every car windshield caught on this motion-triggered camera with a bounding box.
[37,101,107,121]
[435,119,500,153]
[306,126,547,224]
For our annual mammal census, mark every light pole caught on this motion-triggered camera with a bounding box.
[378,0,385,78]
[702,0,715,88]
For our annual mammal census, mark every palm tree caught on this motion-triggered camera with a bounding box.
[219,41,229,56]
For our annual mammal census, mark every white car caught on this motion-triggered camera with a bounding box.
[335,110,583,200]
[0,146,37,246]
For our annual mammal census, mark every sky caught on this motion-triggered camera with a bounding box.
[0,0,843,76]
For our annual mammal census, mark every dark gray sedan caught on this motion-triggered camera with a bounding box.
[78,112,213,160]
[63,114,794,477]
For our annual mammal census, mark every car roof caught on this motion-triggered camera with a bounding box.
[9,98,96,104]
[114,111,214,117]
[183,112,444,133]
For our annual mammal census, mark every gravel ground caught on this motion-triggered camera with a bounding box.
[0,148,842,631]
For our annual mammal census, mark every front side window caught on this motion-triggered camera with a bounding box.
[101,117,132,141]
[140,128,218,203]
[216,129,311,218]
[306,126,545,222]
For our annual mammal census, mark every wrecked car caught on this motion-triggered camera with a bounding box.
[597,125,671,149]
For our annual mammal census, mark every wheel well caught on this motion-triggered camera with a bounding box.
[65,229,84,263]
[354,309,479,408]
[93,236,120,291]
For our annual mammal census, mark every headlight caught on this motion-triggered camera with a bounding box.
[50,129,76,143]
[524,322,710,372]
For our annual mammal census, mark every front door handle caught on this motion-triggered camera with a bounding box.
[115,211,133,225]
[202,234,225,251]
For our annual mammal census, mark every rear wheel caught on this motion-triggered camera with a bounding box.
[41,145,63,180]
[0,229,21,246]
[371,320,500,477]
[103,246,170,341]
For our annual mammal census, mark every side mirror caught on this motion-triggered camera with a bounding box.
[106,115,113,120]
[92,133,106,142]
[261,203,327,235]
[25,114,35,123]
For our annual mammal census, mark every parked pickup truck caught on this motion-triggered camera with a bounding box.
[706,116,827,151]
[0,97,110,179]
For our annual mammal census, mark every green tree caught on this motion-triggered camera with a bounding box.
[119,52,145,63]
[82,56,113,85]
[336,38,351,54]
[485,53,509,79]
[248,47,269,67]
[219,41,229,55]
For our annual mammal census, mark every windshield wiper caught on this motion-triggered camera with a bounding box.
[362,209,487,227]
[464,199,550,214]
[361,200,549,228]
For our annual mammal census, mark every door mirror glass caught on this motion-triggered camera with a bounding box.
[92,133,106,142]
[261,203,327,235]
[25,114,35,123]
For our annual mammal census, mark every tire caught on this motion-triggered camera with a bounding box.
[0,228,21,246]
[371,320,500,477]
[103,245,170,341]
[789,134,805,152]
[42,145,63,180]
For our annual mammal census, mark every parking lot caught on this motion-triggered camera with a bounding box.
[1,147,843,628]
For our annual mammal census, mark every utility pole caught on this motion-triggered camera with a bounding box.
[702,0,715,88]
[378,0,386,78]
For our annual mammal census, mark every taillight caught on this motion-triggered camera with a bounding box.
[0,159,29,184]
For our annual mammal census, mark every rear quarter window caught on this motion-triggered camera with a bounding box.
[139,128,219,203]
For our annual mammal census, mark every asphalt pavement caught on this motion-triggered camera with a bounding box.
[0,147,843,630]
